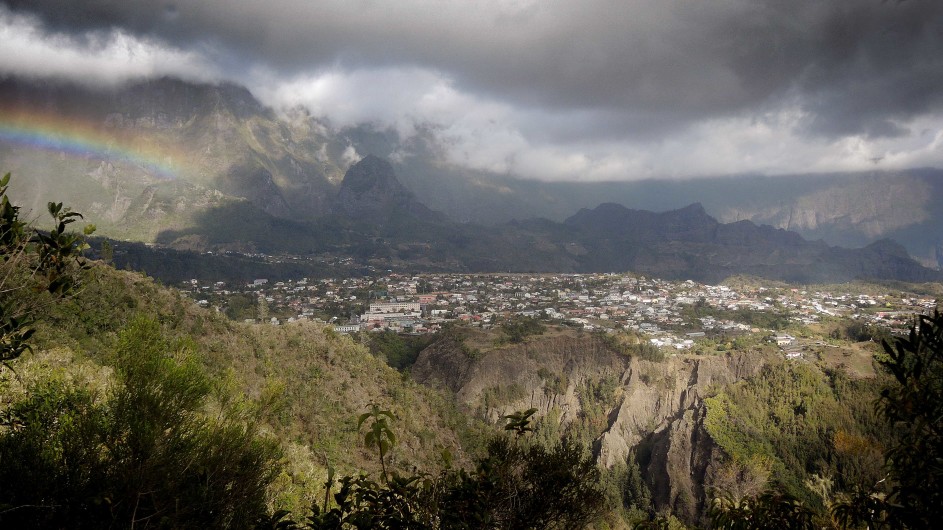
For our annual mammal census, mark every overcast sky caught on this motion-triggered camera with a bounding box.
[1,0,942,180]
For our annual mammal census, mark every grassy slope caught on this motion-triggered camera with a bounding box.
[11,262,485,515]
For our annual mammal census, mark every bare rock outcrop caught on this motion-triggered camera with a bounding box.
[414,332,775,524]
[596,352,769,468]
[639,402,723,526]
[412,331,628,424]
[591,351,772,525]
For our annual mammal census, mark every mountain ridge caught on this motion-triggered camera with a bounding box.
[1,76,941,282]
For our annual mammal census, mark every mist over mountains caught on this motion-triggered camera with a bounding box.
[1,76,941,282]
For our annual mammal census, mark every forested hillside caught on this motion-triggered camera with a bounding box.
[0,177,495,526]
[0,264,614,528]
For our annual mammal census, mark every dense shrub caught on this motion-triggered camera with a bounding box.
[272,407,606,530]
[500,315,546,343]
[0,318,280,529]
[704,362,887,506]
[873,310,943,528]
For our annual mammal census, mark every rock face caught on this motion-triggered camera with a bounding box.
[412,331,627,423]
[640,403,722,526]
[715,173,937,252]
[596,352,774,525]
[596,352,771,467]
[0,76,343,236]
[413,331,775,524]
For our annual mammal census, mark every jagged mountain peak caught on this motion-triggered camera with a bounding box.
[340,155,407,195]
[334,155,446,223]
[673,202,708,216]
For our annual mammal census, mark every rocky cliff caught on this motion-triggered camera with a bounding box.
[412,329,776,524]
[639,403,723,525]
[596,352,772,524]
[596,352,773,468]
[412,329,628,423]
[0,77,346,234]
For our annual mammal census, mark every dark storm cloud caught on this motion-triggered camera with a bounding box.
[3,0,942,142]
[2,0,943,178]
[791,1,943,138]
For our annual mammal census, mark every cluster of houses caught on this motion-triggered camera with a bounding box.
[181,273,938,359]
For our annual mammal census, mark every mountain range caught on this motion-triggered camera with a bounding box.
[1,76,941,283]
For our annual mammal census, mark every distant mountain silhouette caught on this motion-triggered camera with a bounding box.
[553,202,940,283]
[334,155,447,223]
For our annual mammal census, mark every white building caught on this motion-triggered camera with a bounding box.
[368,301,420,313]
[334,324,361,334]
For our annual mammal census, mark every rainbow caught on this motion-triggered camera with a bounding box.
[0,107,191,179]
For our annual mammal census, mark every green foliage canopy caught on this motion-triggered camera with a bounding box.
[704,362,887,505]
[875,310,943,528]
[0,173,93,364]
[0,318,280,529]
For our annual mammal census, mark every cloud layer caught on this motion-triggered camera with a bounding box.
[2,0,942,180]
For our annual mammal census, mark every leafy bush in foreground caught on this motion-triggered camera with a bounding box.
[0,318,280,529]
[270,407,606,529]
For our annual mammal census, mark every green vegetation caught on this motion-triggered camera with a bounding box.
[867,310,942,528]
[709,491,816,530]
[499,315,547,343]
[0,183,477,524]
[0,318,280,529]
[704,362,888,507]
[682,301,794,332]
[3,175,940,528]
[537,367,568,395]
[225,292,259,321]
[0,173,94,364]
[598,456,652,525]
[481,383,528,410]
[707,311,943,528]
[0,183,609,528]
[358,403,398,483]
[363,331,435,371]
[596,330,665,361]
[438,322,483,360]
[829,318,891,344]
[266,408,606,529]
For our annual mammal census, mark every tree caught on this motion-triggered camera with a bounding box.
[0,181,281,528]
[708,491,816,530]
[358,403,397,483]
[873,309,943,528]
[438,433,605,529]
[301,407,606,529]
[0,173,93,366]
[258,294,270,321]
[821,310,943,529]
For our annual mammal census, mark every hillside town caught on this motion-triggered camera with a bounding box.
[181,273,938,354]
